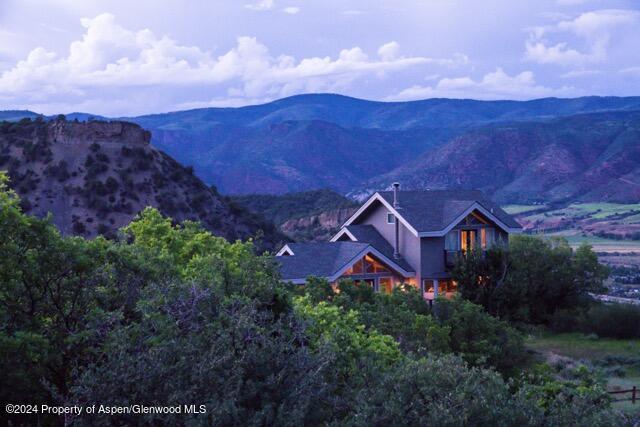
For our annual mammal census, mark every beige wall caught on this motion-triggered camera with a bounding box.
[354,201,422,284]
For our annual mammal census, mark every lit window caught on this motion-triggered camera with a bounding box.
[387,213,395,224]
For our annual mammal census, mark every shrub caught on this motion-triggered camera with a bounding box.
[549,308,588,333]
[435,297,528,376]
[453,236,609,325]
[586,303,640,339]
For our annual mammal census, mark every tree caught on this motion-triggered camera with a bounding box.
[453,235,609,324]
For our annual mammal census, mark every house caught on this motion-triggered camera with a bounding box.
[276,184,522,299]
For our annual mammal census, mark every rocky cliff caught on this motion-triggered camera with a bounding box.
[0,118,285,248]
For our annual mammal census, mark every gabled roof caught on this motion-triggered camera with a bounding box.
[344,190,521,236]
[276,241,414,284]
[332,224,414,273]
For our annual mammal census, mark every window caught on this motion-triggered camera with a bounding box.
[461,230,477,251]
[445,230,459,251]
[379,278,393,294]
[387,213,395,224]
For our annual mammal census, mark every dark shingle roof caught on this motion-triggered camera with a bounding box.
[344,224,414,272]
[377,190,521,232]
[277,242,368,280]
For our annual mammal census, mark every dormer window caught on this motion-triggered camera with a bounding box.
[387,213,395,224]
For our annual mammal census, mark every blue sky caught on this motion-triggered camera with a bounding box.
[1,0,639,115]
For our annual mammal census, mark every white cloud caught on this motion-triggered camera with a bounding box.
[245,0,274,11]
[388,68,576,101]
[525,9,640,66]
[377,41,400,61]
[0,14,444,114]
[282,6,300,15]
[560,69,601,78]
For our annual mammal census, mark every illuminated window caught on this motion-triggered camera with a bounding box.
[387,213,395,224]
[379,277,393,294]
[461,230,477,251]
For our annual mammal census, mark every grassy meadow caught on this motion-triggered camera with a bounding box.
[527,332,640,415]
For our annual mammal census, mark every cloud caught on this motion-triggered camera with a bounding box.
[0,13,442,114]
[377,41,400,61]
[525,9,640,66]
[387,68,575,101]
[245,0,274,11]
[560,69,602,78]
[282,7,300,15]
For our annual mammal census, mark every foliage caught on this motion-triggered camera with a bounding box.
[0,175,628,425]
[230,189,357,226]
[586,303,640,339]
[453,235,609,324]
[435,297,528,376]
[72,282,331,426]
[351,355,623,427]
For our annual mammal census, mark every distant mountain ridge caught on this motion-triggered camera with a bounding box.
[4,94,640,202]
[359,111,640,204]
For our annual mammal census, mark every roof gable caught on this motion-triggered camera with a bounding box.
[331,224,415,273]
[344,189,521,235]
[276,241,414,283]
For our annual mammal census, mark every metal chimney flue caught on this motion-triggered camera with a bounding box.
[392,182,401,209]
[392,182,401,259]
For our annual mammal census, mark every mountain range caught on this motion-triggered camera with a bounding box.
[3,94,640,203]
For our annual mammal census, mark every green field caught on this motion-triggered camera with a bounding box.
[502,204,548,215]
[504,202,640,253]
[505,202,640,222]
[546,233,640,252]
[527,332,640,414]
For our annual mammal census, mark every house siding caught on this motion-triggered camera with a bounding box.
[354,201,422,284]
[420,236,446,278]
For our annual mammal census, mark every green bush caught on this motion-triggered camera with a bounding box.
[0,173,627,425]
[586,303,640,339]
[453,235,609,325]
[435,297,528,376]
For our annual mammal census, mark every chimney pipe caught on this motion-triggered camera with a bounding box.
[392,182,401,209]
[392,182,400,259]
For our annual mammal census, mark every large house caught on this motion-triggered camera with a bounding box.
[276,184,522,299]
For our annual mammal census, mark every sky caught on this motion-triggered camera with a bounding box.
[0,0,639,116]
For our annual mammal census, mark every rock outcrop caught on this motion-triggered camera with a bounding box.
[0,118,285,249]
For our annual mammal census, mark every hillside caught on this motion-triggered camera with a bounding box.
[4,94,640,202]
[0,118,286,248]
[230,189,358,241]
[358,111,640,204]
[129,94,640,196]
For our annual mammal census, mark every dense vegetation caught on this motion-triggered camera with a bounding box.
[0,118,286,250]
[230,189,357,226]
[0,172,632,425]
[452,236,640,340]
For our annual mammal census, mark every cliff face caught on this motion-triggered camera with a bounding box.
[0,119,285,248]
[279,207,357,241]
